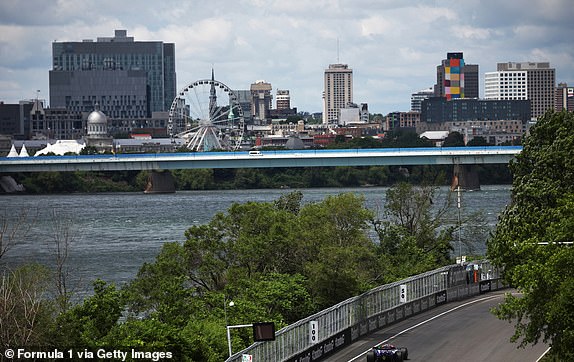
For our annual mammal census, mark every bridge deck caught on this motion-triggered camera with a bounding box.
[0,146,522,173]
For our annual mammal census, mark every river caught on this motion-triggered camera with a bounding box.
[0,185,511,295]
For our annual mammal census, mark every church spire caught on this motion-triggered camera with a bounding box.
[209,68,217,118]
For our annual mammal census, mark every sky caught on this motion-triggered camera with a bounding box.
[1,0,573,115]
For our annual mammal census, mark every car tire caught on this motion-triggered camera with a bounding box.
[367,351,375,362]
[396,350,403,362]
[400,348,408,360]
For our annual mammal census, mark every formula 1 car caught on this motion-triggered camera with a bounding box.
[366,343,409,362]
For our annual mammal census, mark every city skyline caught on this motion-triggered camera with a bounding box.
[0,0,572,115]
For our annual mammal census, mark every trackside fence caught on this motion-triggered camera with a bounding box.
[225,260,503,362]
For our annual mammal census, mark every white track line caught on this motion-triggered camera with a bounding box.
[347,294,501,361]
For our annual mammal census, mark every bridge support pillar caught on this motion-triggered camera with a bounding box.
[144,170,175,194]
[451,164,480,191]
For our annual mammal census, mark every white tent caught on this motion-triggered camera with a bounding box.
[7,144,19,157]
[19,144,29,157]
[34,140,85,156]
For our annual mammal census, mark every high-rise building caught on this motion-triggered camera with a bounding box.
[434,52,479,100]
[49,30,176,118]
[485,62,555,119]
[276,90,291,110]
[234,90,253,122]
[250,80,273,122]
[555,83,574,112]
[323,64,353,124]
[411,88,434,112]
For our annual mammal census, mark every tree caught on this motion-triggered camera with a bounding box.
[466,136,491,146]
[51,279,123,348]
[46,208,80,312]
[0,264,53,349]
[297,193,379,307]
[0,208,34,260]
[442,131,465,147]
[381,129,434,148]
[487,110,574,359]
[374,182,455,280]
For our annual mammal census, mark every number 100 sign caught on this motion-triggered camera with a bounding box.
[309,321,318,344]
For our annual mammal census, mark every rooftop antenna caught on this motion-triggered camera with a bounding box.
[337,37,340,63]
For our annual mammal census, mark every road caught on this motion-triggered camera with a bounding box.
[326,291,549,362]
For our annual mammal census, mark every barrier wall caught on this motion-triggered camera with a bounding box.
[226,261,502,362]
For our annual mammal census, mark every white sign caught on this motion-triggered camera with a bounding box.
[400,284,407,303]
[242,354,253,362]
[309,320,318,344]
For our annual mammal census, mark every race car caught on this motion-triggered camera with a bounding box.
[366,343,409,362]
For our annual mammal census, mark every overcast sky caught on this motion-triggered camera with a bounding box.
[1,0,572,115]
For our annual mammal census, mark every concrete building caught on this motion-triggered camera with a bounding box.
[385,111,420,132]
[434,52,479,100]
[485,62,555,119]
[555,83,574,112]
[337,103,369,126]
[49,29,176,117]
[269,89,297,119]
[276,89,291,110]
[323,64,353,124]
[250,81,273,122]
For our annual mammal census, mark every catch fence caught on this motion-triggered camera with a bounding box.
[226,261,503,362]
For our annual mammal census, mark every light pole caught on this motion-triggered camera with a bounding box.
[224,297,235,357]
[457,185,462,263]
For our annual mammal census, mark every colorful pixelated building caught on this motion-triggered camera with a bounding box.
[435,52,479,100]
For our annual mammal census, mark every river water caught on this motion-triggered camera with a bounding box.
[0,185,511,295]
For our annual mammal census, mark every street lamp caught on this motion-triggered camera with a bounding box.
[457,185,463,264]
[224,297,235,357]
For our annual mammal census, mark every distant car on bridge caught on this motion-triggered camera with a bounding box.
[366,343,409,362]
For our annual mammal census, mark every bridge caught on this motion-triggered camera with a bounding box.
[0,146,522,192]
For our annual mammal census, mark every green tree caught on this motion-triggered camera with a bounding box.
[442,131,465,147]
[466,136,491,146]
[51,279,123,348]
[381,128,434,148]
[298,193,379,307]
[173,169,215,190]
[375,182,455,280]
[487,110,574,359]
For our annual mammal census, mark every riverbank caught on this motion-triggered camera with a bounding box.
[3,164,512,194]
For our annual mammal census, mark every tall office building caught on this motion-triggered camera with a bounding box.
[485,62,555,119]
[555,83,574,112]
[250,80,273,122]
[323,64,353,124]
[49,30,176,118]
[434,52,479,100]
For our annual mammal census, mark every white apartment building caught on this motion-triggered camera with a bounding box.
[323,64,353,125]
[484,62,555,119]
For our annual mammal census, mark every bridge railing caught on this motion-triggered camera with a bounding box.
[226,260,502,362]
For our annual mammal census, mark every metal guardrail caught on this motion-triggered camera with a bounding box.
[226,261,502,362]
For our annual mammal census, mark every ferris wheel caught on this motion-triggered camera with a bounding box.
[168,73,245,151]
